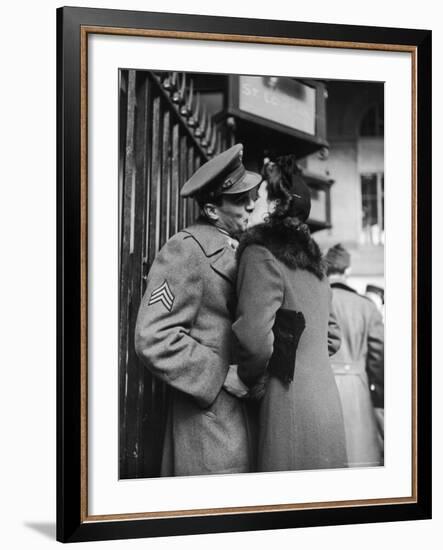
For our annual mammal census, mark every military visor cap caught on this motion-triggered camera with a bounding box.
[180,143,261,198]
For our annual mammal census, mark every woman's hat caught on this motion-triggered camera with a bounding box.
[287,172,311,222]
[264,158,311,222]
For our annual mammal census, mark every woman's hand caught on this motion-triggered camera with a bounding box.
[248,374,268,401]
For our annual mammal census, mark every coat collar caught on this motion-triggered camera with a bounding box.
[210,248,236,284]
[182,220,236,284]
[181,219,229,257]
[330,281,358,294]
[236,220,326,280]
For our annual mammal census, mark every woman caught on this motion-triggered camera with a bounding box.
[233,159,347,472]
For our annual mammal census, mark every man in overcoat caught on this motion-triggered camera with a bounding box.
[325,244,384,467]
[134,144,261,476]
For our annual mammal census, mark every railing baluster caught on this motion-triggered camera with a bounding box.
[150,94,162,259]
[161,108,171,247]
[179,135,187,230]
[171,123,180,236]
[187,147,194,226]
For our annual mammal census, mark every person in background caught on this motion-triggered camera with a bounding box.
[365,284,385,322]
[364,283,385,448]
[232,158,347,472]
[325,244,384,467]
[135,144,261,476]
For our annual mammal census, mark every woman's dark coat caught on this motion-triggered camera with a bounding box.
[233,222,347,472]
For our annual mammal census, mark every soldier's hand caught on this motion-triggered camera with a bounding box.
[223,365,249,399]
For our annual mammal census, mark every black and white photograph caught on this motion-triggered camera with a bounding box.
[53,5,431,543]
[118,69,385,480]
[0,0,437,546]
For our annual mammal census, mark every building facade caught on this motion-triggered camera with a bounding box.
[306,80,384,293]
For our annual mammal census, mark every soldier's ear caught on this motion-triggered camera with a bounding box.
[202,203,219,222]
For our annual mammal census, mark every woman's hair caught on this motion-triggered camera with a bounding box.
[263,162,291,218]
[260,157,323,275]
[262,156,305,225]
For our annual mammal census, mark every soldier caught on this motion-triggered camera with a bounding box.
[325,244,384,467]
[134,143,261,476]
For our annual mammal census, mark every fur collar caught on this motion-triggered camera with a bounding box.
[237,220,326,280]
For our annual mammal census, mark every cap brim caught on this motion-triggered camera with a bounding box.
[221,170,262,194]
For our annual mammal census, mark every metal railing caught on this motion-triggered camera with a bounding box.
[118,69,230,478]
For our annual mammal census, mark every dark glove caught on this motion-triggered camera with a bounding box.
[247,374,268,401]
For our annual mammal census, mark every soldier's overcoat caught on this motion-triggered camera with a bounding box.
[233,222,347,472]
[135,220,250,476]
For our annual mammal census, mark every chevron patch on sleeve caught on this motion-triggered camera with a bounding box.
[147,280,175,312]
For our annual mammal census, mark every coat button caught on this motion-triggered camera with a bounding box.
[344,364,350,371]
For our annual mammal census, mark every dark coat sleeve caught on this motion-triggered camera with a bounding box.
[233,245,284,385]
[366,305,384,408]
[134,236,228,408]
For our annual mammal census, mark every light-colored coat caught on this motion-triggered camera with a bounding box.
[330,282,384,467]
[233,223,347,473]
[135,221,250,476]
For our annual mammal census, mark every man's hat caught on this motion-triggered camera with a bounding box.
[325,243,351,273]
[366,284,384,304]
[180,143,261,198]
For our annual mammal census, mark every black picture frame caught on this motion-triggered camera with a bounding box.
[57,6,432,543]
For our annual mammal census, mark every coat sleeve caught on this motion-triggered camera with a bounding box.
[232,245,284,385]
[134,235,228,408]
[328,291,342,356]
[366,305,384,408]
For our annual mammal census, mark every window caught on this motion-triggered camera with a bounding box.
[359,103,384,137]
[361,173,384,245]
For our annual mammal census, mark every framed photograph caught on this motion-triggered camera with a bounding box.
[57,6,431,543]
